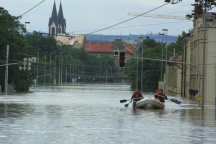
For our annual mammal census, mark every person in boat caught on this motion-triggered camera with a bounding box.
[155,89,159,98]
[157,89,167,103]
[131,89,143,107]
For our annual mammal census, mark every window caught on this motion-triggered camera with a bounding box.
[52,27,55,36]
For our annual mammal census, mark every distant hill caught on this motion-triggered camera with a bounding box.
[27,32,178,44]
[86,34,178,44]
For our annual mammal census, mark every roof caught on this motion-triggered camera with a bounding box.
[124,43,135,54]
[84,42,113,53]
[56,34,85,47]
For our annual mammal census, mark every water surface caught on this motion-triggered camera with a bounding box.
[0,84,216,144]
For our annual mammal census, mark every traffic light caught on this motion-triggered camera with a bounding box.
[119,51,125,67]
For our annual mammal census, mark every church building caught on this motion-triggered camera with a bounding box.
[48,1,66,36]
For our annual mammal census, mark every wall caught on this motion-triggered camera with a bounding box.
[187,13,216,105]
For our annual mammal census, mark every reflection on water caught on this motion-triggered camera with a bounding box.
[0,83,215,144]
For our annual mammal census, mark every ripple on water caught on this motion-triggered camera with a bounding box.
[0,84,215,144]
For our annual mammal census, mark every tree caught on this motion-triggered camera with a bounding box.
[0,9,36,92]
[126,35,184,92]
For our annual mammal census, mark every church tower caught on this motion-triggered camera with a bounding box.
[57,1,66,34]
[48,1,66,36]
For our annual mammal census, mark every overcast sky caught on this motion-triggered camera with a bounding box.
[1,0,201,36]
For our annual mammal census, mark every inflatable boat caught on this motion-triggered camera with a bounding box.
[135,99,165,109]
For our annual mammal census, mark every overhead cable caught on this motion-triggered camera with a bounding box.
[85,3,170,35]
[18,0,45,18]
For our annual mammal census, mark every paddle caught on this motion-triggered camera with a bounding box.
[120,99,130,103]
[124,101,132,107]
[169,98,181,104]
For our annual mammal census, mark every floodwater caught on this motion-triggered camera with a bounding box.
[0,84,216,144]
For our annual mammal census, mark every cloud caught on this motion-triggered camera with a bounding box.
[1,0,195,36]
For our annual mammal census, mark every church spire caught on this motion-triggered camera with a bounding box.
[58,1,66,34]
[48,1,66,36]
[48,1,58,36]
[49,1,58,26]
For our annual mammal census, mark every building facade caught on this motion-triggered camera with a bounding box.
[181,34,191,99]
[166,54,182,96]
[181,12,216,105]
[83,39,135,68]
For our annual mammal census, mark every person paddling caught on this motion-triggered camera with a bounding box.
[155,89,159,98]
[157,89,167,103]
[131,89,143,108]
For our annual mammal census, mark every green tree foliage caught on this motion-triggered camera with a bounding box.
[25,33,118,84]
[126,34,184,92]
[26,32,59,55]
[193,0,216,14]
[0,9,36,92]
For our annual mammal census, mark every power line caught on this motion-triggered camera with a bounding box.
[69,21,190,33]
[59,3,170,45]
[84,3,170,35]
[18,0,45,18]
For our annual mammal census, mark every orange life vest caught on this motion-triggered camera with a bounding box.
[133,91,141,98]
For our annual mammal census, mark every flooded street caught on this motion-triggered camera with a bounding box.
[0,84,216,144]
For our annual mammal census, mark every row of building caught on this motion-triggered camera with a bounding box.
[166,12,216,105]
[56,34,135,66]
[48,1,216,105]
[48,1,135,67]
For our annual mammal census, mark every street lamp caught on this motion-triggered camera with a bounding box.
[139,36,144,92]
[36,48,40,85]
[19,57,36,71]
[163,29,168,94]
[135,39,139,89]
[159,33,165,81]
[25,22,30,41]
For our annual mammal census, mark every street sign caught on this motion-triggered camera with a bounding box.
[158,81,164,90]
[195,93,202,100]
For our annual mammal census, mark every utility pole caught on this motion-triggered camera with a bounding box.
[140,36,144,92]
[61,59,63,85]
[201,13,206,110]
[65,62,67,83]
[54,56,56,85]
[36,48,40,85]
[70,61,71,83]
[159,33,165,81]
[84,61,86,83]
[49,54,51,85]
[110,66,112,80]
[44,52,46,85]
[100,62,101,82]
[74,61,76,82]
[5,45,9,94]
[73,60,75,82]
[136,47,138,89]
[106,70,107,83]
[59,57,60,85]
[77,62,79,82]
[163,29,168,93]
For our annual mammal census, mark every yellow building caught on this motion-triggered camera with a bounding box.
[181,12,216,105]
[166,54,182,96]
[180,34,191,99]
